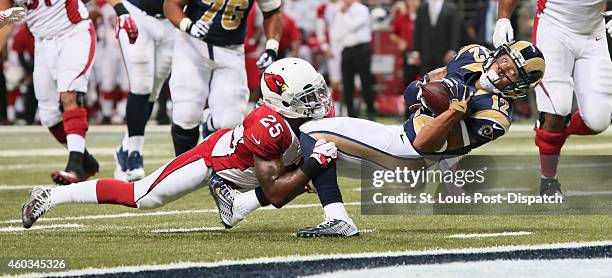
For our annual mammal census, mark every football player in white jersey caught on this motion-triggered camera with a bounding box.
[0,0,101,185]
[108,0,175,182]
[20,58,354,235]
[493,0,612,197]
[163,0,283,157]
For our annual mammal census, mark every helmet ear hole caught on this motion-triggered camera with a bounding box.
[282,101,291,107]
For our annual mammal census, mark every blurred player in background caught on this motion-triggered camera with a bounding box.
[163,0,283,157]
[90,0,128,125]
[21,58,337,234]
[493,0,612,197]
[212,41,546,237]
[107,0,174,182]
[0,0,99,185]
[316,0,342,116]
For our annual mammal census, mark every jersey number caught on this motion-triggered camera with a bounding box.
[491,95,510,116]
[468,46,489,63]
[259,115,283,138]
[201,0,249,30]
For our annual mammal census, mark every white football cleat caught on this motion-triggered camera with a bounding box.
[22,187,52,229]
[208,173,241,228]
[296,218,359,237]
[113,147,128,181]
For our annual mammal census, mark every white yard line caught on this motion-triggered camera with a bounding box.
[0,125,171,133]
[150,227,225,233]
[8,241,612,278]
[0,148,173,157]
[0,202,361,224]
[446,231,533,239]
[0,223,84,233]
[0,159,169,171]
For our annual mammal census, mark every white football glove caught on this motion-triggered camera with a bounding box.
[606,19,612,38]
[185,19,212,41]
[492,18,514,48]
[311,139,338,168]
[0,7,26,28]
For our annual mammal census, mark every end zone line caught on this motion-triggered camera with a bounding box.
[9,241,612,278]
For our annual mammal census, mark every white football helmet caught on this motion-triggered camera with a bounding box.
[260,58,331,119]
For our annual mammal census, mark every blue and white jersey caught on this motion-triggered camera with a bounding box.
[403,44,513,156]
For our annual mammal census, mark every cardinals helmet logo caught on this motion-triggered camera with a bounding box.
[264,73,288,94]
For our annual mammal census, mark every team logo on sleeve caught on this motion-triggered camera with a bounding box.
[478,125,494,139]
[264,73,288,94]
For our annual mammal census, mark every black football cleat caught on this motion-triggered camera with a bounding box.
[540,177,564,200]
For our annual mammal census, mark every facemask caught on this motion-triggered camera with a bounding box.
[479,70,502,94]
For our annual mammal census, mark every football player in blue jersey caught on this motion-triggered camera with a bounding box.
[108,0,175,182]
[208,41,546,237]
[164,0,283,156]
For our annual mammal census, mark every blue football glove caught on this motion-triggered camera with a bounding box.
[442,78,473,113]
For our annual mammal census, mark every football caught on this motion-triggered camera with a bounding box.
[420,80,449,115]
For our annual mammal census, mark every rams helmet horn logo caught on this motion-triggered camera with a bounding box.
[264,73,288,94]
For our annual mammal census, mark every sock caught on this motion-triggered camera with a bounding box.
[233,190,263,219]
[48,122,67,145]
[534,127,568,178]
[127,136,144,155]
[66,134,85,153]
[121,133,129,150]
[63,108,89,138]
[95,178,136,207]
[50,179,98,206]
[323,202,350,222]
[126,93,150,137]
[171,124,200,156]
[565,111,595,136]
[254,186,271,206]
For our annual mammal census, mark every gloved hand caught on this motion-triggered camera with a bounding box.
[301,139,338,178]
[187,19,212,41]
[442,78,473,113]
[116,14,138,44]
[492,18,514,48]
[256,48,278,69]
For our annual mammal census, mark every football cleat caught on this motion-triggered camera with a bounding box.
[126,152,145,182]
[51,171,82,185]
[540,177,564,200]
[208,172,239,229]
[52,152,85,185]
[296,218,359,238]
[22,187,52,229]
[82,151,99,180]
[113,146,128,181]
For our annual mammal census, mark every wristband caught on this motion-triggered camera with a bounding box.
[449,100,468,113]
[300,157,324,179]
[179,18,193,33]
[113,3,129,16]
[265,39,280,52]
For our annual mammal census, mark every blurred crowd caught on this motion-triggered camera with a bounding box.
[1,0,610,125]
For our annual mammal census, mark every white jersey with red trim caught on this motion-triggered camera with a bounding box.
[537,0,605,35]
[22,0,89,38]
[201,105,302,190]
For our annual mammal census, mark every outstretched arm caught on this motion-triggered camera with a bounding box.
[254,156,309,208]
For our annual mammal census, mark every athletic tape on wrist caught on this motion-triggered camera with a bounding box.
[179,18,193,33]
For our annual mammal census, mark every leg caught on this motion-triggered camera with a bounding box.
[533,20,575,186]
[357,44,376,120]
[341,48,356,117]
[170,32,210,156]
[22,144,211,228]
[51,21,96,184]
[118,19,156,181]
[205,45,249,137]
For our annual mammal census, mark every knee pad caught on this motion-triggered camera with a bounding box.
[172,102,204,130]
[38,105,63,128]
[579,111,609,134]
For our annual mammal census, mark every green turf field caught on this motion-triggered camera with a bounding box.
[1,123,611,275]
